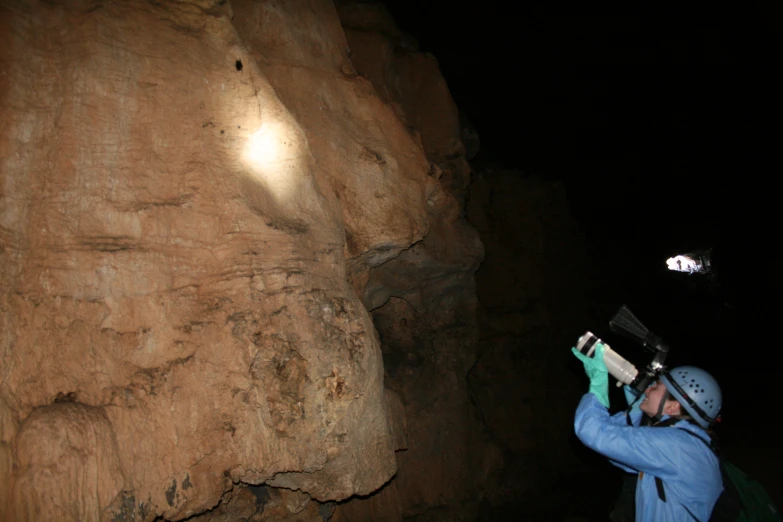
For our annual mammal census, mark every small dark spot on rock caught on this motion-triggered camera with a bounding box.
[165,479,177,506]
[53,391,77,403]
[182,474,192,490]
[360,146,385,165]
[220,130,224,134]
[138,500,150,520]
[271,306,288,316]
[249,484,270,508]
[235,59,243,71]
[318,501,336,520]
[110,490,136,522]
[227,312,246,324]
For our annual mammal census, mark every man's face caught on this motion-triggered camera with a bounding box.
[640,380,672,417]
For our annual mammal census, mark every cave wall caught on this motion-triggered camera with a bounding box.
[0,0,442,520]
[333,3,492,521]
[0,1,597,520]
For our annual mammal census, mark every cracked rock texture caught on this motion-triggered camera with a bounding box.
[0,0,451,519]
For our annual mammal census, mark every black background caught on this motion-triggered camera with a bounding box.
[375,6,779,379]
[375,5,780,511]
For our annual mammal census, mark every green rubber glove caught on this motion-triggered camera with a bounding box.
[572,343,610,408]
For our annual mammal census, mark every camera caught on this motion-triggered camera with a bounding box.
[575,305,670,392]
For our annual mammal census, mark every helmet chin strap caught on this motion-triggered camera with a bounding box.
[652,389,671,423]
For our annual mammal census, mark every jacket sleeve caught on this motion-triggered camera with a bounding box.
[606,408,639,473]
[574,393,692,481]
[604,394,644,473]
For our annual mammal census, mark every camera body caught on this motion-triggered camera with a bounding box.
[575,331,638,387]
[576,306,670,392]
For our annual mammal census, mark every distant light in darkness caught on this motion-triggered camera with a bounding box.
[666,250,713,274]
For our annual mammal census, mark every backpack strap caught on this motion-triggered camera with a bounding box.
[651,421,716,517]
[655,475,667,502]
[648,418,692,502]
[653,476,703,521]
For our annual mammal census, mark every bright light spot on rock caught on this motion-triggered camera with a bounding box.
[245,126,280,165]
[242,121,302,202]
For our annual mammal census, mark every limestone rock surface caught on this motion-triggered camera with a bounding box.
[333,3,489,520]
[0,0,438,519]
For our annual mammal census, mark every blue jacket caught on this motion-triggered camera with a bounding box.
[574,392,723,521]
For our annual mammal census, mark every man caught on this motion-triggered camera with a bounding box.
[572,343,724,521]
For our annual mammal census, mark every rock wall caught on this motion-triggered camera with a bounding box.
[0,0,444,520]
[333,3,489,521]
[2,1,589,520]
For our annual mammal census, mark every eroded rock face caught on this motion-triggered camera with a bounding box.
[11,403,125,521]
[0,397,18,522]
[0,0,439,519]
[186,484,337,522]
[333,3,490,520]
